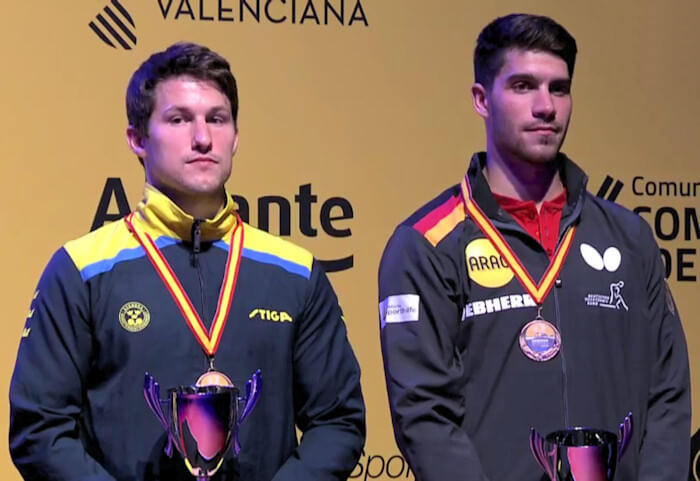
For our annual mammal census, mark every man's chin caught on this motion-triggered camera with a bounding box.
[521,145,562,165]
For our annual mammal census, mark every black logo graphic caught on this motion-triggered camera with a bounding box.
[690,428,700,480]
[91,178,355,273]
[596,175,624,202]
[89,0,137,50]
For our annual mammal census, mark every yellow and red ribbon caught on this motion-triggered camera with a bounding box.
[124,213,244,356]
[461,176,575,304]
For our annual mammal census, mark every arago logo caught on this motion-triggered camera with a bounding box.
[465,238,513,288]
[89,0,137,50]
[91,178,354,273]
[119,301,151,332]
[249,308,293,323]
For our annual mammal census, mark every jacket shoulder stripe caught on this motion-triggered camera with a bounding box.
[64,221,142,280]
[412,195,465,246]
[241,225,313,279]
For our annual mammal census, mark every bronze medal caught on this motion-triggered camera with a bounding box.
[460,176,576,362]
[519,318,561,362]
[195,369,234,388]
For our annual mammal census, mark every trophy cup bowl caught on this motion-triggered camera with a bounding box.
[530,412,632,481]
[144,370,262,480]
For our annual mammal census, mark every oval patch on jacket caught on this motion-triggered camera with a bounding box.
[465,238,514,288]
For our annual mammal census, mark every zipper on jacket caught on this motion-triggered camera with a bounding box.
[191,219,208,327]
[553,287,570,428]
[191,219,202,267]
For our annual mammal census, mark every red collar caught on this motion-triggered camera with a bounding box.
[491,189,567,257]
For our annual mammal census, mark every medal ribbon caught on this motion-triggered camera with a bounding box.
[124,213,244,356]
[461,176,576,304]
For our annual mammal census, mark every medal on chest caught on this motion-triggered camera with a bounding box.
[461,176,575,362]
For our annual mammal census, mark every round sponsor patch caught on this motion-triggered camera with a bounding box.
[519,319,561,362]
[465,238,514,288]
[119,302,151,332]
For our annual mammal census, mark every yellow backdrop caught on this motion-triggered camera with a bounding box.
[1,1,698,479]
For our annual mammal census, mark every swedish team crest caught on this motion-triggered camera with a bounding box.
[119,302,150,332]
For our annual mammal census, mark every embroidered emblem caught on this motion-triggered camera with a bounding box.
[119,302,151,332]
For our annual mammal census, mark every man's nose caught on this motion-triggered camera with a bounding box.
[532,88,556,121]
[192,119,212,152]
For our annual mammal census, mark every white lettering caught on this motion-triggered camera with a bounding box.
[379,294,419,328]
[500,296,511,309]
[484,298,501,313]
[462,293,538,320]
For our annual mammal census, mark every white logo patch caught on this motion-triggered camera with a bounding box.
[580,243,621,272]
[380,294,419,328]
[584,281,629,311]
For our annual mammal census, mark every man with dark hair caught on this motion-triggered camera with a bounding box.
[10,42,365,480]
[379,14,689,481]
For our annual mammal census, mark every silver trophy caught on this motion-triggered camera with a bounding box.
[530,413,633,481]
[144,370,262,480]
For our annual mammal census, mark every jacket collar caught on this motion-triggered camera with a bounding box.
[465,151,588,226]
[131,184,238,242]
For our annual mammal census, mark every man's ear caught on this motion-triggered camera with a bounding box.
[471,83,489,119]
[232,128,239,156]
[126,126,147,159]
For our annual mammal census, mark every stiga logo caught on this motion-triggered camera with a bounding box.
[91,178,355,273]
[249,308,293,323]
[596,174,699,282]
[89,0,137,49]
[465,238,514,288]
[157,0,369,26]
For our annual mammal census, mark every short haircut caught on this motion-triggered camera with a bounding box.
[474,14,577,89]
[126,42,238,135]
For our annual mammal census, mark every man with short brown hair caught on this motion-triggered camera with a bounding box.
[10,42,365,481]
[379,14,690,481]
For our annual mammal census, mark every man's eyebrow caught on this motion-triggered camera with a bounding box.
[504,73,571,84]
[504,73,538,82]
[160,104,230,113]
[207,105,231,113]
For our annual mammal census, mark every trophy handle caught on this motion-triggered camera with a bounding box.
[529,428,556,480]
[143,373,175,457]
[233,369,263,455]
[617,412,633,460]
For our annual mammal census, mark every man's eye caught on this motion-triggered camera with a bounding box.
[169,117,184,124]
[551,85,571,96]
[512,82,530,92]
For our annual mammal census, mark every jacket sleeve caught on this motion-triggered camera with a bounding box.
[637,224,691,480]
[272,260,366,481]
[379,225,489,481]
[9,248,116,481]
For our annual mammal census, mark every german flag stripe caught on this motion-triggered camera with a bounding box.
[413,195,466,246]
